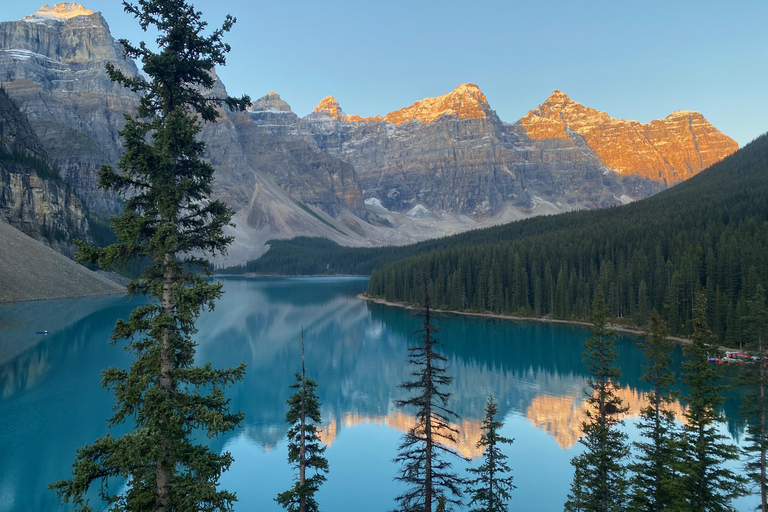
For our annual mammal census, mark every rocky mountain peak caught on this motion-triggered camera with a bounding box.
[383,82,491,125]
[248,91,293,113]
[517,90,738,183]
[313,95,342,118]
[309,95,382,123]
[22,3,94,21]
[543,89,572,105]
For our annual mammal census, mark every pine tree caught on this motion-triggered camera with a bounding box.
[276,329,329,512]
[738,284,768,511]
[394,288,465,512]
[678,293,747,511]
[628,310,680,511]
[49,1,248,510]
[465,395,515,512]
[565,286,630,512]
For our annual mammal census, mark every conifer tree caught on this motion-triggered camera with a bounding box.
[565,286,630,512]
[465,395,515,512]
[49,1,248,510]
[628,310,680,511]
[678,293,747,511]
[394,288,465,512]
[276,329,329,512]
[737,284,768,511]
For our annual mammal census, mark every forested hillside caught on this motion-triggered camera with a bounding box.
[365,133,768,343]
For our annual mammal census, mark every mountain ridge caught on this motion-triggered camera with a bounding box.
[0,3,740,268]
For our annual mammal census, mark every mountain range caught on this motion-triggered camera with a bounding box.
[0,3,738,267]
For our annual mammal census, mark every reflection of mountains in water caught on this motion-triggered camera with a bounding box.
[195,278,702,453]
[527,387,688,449]
[317,384,689,456]
[0,298,136,397]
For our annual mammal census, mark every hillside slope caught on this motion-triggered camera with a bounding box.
[365,132,768,343]
[0,220,123,302]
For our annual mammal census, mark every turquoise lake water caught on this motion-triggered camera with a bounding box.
[0,276,758,511]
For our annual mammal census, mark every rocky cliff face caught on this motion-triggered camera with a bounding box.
[0,4,370,266]
[518,90,738,184]
[0,5,739,265]
[246,83,735,221]
[0,3,141,213]
[301,89,523,216]
[0,87,89,252]
[250,84,674,218]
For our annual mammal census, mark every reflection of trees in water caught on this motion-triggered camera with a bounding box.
[0,299,136,512]
[196,283,598,449]
[0,278,751,511]
[0,296,133,365]
[0,344,50,397]
[200,282,746,451]
[0,302,134,398]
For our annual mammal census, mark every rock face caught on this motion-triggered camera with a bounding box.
[246,84,735,220]
[383,83,491,125]
[519,90,738,184]
[0,87,89,253]
[0,5,369,266]
[251,84,674,218]
[0,3,141,213]
[0,5,739,265]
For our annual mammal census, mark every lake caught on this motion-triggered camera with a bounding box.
[0,276,757,511]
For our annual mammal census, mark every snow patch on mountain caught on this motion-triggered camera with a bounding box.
[406,204,433,218]
[364,198,389,211]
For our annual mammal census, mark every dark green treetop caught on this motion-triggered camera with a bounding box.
[394,289,465,512]
[737,284,768,511]
[50,1,248,511]
[276,330,329,512]
[465,395,515,512]
[628,310,682,511]
[678,293,747,511]
[565,286,630,512]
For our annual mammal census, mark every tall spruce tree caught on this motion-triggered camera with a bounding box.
[628,310,681,511]
[465,395,515,512]
[49,1,248,510]
[565,286,630,512]
[394,288,465,512]
[276,329,329,512]
[737,284,768,511]
[678,293,747,511]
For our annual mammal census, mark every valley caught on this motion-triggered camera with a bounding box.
[0,3,738,268]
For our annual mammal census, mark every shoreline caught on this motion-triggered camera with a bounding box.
[358,294,738,351]
[0,289,125,305]
[220,273,370,279]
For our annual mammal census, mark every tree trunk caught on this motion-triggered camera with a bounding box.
[300,329,306,512]
[761,336,766,512]
[425,329,433,512]
[156,252,176,512]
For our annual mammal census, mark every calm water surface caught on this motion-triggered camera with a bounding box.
[0,277,757,511]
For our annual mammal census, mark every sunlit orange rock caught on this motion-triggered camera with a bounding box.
[526,386,687,449]
[310,83,491,126]
[311,96,382,123]
[383,83,490,125]
[319,411,484,459]
[519,91,738,184]
[22,3,94,20]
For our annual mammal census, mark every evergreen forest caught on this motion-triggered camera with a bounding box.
[361,133,768,343]
[229,132,768,344]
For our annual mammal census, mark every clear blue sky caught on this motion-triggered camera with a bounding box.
[4,0,767,146]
